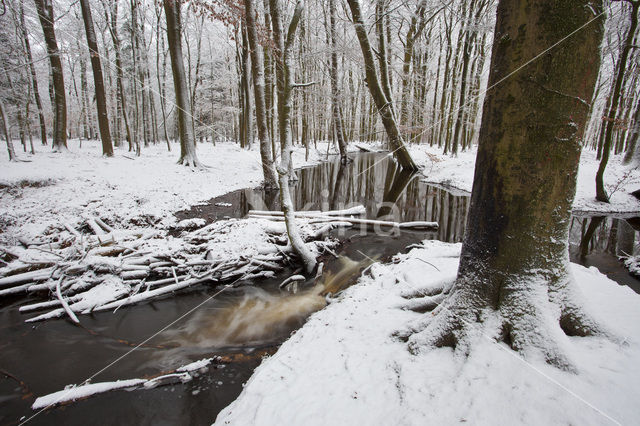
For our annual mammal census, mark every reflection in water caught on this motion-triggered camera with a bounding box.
[569,216,640,293]
[235,153,471,243]
[3,154,637,425]
[179,153,639,292]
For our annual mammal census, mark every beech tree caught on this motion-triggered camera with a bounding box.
[244,0,278,188]
[269,0,317,274]
[595,0,639,202]
[328,0,348,162]
[79,0,114,156]
[0,101,16,161]
[18,3,47,146]
[401,0,607,369]
[164,0,202,167]
[33,0,67,151]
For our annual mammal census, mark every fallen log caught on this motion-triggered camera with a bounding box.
[279,274,306,289]
[0,268,55,288]
[93,277,213,312]
[56,278,79,324]
[250,212,438,231]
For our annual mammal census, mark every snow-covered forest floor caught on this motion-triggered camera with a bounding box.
[1,140,637,247]
[0,139,340,245]
[407,144,640,214]
[215,241,640,425]
[1,140,639,422]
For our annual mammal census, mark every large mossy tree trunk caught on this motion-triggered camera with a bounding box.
[346,0,417,170]
[404,0,606,369]
[164,0,202,167]
[244,0,278,188]
[79,0,113,157]
[34,0,67,151]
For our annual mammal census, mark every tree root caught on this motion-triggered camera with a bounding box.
[396,275,612,372]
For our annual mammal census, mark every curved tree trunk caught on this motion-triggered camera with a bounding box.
[34,0,67,151]
[404,0,605,369]
[346,0,417,170]
[270,0,317,274]
[164,0,202,167]
[79,0,113,156]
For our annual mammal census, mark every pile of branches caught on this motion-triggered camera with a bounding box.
[0,215,347,323]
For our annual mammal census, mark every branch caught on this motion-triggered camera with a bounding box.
[284,0,304,52]
[292,81,316,88]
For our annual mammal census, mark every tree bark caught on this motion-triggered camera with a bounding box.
[79,0,113,156]
[270,0,317,274]
[595,0,639,202]
[34,0,67,151]
[405,0,606,369]
[244,0,278,188]
[0,101,17,161]
[164,0,202,166]
[328,0,348,162]
[19,3,47,146]
[346,0,417,170]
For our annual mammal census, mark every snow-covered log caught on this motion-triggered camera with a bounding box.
[1,217,341,322]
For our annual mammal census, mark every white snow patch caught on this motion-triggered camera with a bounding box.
[176,357,215,373]
[215,241,640,426]
[32,379,146,409]
[0,140,335,246]
[409,144,640,214]
[32,358,217,409]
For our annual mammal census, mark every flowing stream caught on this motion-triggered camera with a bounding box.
[0,152,637,425]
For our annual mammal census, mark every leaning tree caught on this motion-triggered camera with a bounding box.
[402,0,607,369]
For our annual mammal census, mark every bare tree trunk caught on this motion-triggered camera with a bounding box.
[270,0,317,274]
[0,102,16,161]
[105,0,132,150]
[328,0,348,162]
[19,3,47,146]
[595,0,639,202]
[164,0,202,166]
[405,0,606,369]
[79,0,113,156]
[346,0,417,170]
[244,0,278,188]
[623,97,640,165]
[34,0,67,151]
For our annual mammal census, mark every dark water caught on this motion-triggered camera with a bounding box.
[1,153,637,425]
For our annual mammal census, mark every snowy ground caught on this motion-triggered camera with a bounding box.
[1,140,637,247]
[215,241,640,425]
[0,139,340,245]
[2,140,638,423]
[405,144,640,215]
